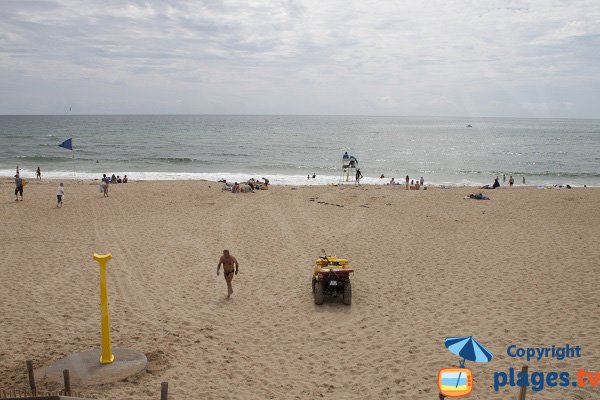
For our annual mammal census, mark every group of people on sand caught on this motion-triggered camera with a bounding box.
[11,168,129,206]
[101,173,129,197]
[13,171,65,207]
[105,173,128,184]
[385,175,425,190]
[221,177,269,193]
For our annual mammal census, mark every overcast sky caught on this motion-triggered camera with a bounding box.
[1,0,599,117]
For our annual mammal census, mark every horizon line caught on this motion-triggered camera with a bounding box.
[0,113,599,121]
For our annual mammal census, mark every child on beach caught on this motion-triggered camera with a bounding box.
[56,183,64,207]
[101,174,109,197]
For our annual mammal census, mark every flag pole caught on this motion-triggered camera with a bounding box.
[70,108,75,177]
[71,137,76,177]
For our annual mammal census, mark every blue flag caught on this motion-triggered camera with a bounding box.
[58,138,73,150]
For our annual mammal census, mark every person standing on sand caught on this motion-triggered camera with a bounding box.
[405,175,409,189]
[102,174,109,197]
[217,250,239,300]
[522,176,526,184]
[56,183,64,207]
[503,174,506,183]
[14,174,24,201]
[509,175,514,187]
[36,166,41,180]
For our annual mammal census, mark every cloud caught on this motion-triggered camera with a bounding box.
[0,0,599,117]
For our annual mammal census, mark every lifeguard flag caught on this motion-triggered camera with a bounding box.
[58,138,73,150]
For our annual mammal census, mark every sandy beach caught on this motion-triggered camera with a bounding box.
[0,179,598,399]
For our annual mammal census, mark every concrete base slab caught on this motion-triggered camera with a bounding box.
[39,347,147,386]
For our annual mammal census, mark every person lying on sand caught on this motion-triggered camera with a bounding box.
[217,250,239,300]
[465,193,490,200]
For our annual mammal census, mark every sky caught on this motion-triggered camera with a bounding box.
[0,0,599,117]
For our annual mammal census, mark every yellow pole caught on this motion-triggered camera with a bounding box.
[93,253,114,364]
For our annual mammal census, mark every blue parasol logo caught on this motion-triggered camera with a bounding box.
[445,336,493,366]
[438,336,493,398]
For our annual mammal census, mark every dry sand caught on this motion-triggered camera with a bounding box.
[0,179,599,399]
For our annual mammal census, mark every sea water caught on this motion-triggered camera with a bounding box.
[0,115,598,186]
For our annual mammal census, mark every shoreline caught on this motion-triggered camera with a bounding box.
[1,176,595,189]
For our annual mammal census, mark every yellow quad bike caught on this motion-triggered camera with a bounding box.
[312,255,354,305]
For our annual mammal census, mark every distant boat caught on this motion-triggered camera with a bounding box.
[466,124,472,127]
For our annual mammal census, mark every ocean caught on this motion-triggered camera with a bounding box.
[1,115,599,186]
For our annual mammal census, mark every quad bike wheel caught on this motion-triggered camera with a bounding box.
[342,281,352,305]
[314,280,324,305]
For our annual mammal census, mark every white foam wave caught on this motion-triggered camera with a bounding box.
[1,169,594,187]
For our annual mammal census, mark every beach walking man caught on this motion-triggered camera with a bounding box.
[36,166,41,180]
[217,250,239,300]
[14,174,24,201]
